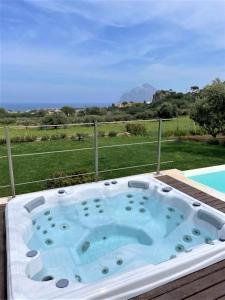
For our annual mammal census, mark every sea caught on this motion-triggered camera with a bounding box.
[1,101,113,112]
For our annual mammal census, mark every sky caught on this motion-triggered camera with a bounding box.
[1,0,225,108]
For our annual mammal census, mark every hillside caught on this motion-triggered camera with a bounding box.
[120,83,156,103]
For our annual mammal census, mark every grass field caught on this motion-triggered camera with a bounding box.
[0,117,197,139]
[1,132,225,197]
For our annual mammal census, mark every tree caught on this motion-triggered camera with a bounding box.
[0,108,7,117]
[157,102,178,118]
[61,106,75,117]
[190,79,225,137]
[41,113,67,128]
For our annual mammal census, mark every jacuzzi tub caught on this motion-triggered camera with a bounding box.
[6,174,225,300]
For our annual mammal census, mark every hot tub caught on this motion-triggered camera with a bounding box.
[6,174,225,299]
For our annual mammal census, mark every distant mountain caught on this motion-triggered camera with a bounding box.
[120,83,156,103]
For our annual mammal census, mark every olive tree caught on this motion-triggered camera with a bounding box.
[190,79,225,137]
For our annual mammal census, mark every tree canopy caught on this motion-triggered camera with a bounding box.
[190,79,225,137]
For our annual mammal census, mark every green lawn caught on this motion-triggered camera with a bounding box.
[0,134,225,197]
[0,117,197,139]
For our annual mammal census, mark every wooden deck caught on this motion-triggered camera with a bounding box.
[1,176,225,300]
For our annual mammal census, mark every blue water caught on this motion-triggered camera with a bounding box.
[2,101,113,111]
[189,170,225,194]
[28,191,216,283]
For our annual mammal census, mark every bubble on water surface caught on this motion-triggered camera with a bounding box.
[45,238,53,246]
[75,274,82,282]
[125,206,132,211]
[42,275,54,281]
[102,267,109,274]
[60,223,70,231]
[81,241,90,252]
[175,244,185,252]
[126,194,133,198]
[183,235,192,243]
[192,228,201,236]
[116,259,123,265]
[168,207,175,212]
[205,237,213,244]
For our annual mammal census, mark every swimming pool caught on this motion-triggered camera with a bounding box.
[6,174,225,299]
[185,165,225,194]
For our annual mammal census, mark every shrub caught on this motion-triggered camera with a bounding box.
[108,131,117,137]
[40,135,50,141]
[45,169,96,189]
[59,133,67,139]
[25,136,37,142]
[207,138,219,145]
[173,129,188,137]
[0,138,6,145]
[98,131,105,137]
[41,113,68,128]
[10,136,37,143]
[0,118,15,125]
[50,134,60,141]
[163,130,175,137]
[189,128,206,136]
[76,133,85,141]
[125,123,147,136]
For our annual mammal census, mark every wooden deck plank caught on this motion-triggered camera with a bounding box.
[185,281,225,300]
[151,267,225,300]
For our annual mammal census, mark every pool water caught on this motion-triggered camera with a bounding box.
[189,170,225,194]
[28,191,216,283]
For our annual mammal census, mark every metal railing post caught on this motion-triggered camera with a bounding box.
[4,126,16,197]
[94,121,99,180]
[156,118,162,175]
